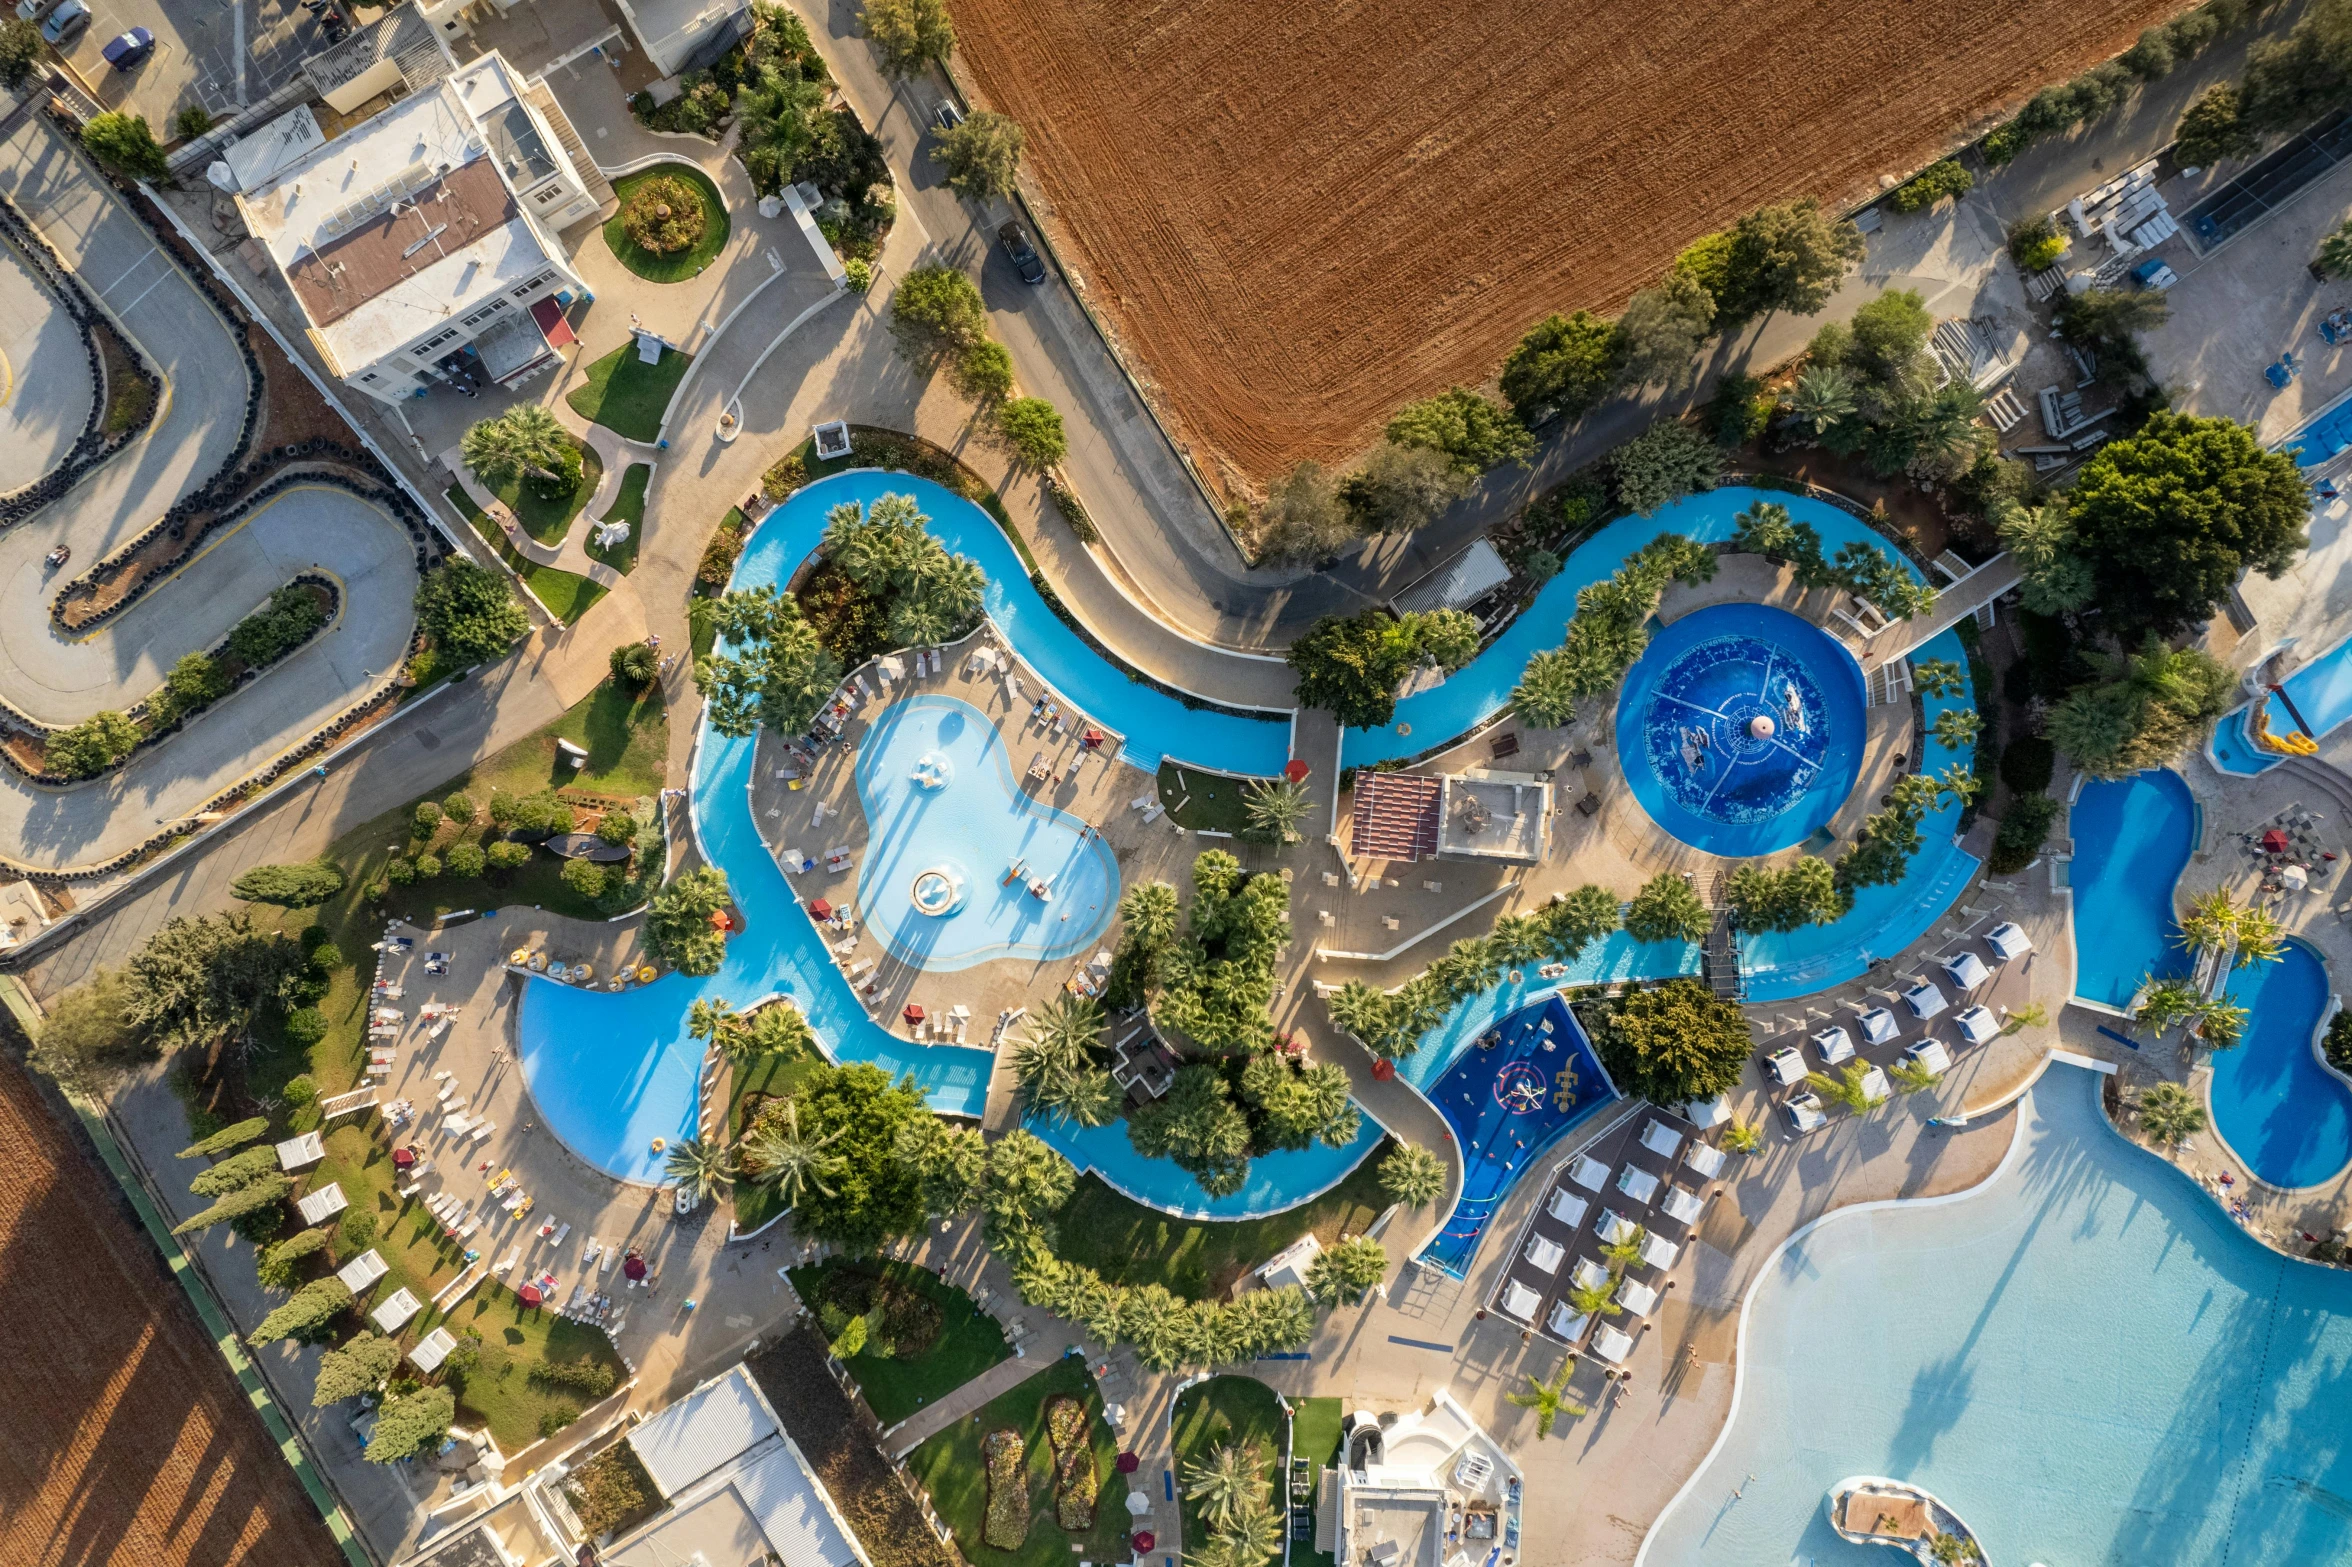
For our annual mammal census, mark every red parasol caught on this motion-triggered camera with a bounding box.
[1116,1451,1140,1474]
[1371,1057,1396,1081]
[392,1147,416,1169]
[2262,829,2292,853]
[709,908,733,931]
[904,1003,926,1023]
[1132,1534,1156,1553]
[518,1284,543,1307]
[810,898,834,920]
[623,1255,648,1281]
[1284,758,1311,783]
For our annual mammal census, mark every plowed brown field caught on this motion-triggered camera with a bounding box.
[0,1057,342,1567]
[955,0,2186,487]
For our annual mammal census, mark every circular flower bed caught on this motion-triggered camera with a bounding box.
[621,173,707,256]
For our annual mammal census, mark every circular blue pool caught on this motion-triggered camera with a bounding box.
[1615,602,1866,856]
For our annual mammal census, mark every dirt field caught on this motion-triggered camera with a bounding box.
[0,1055,343,1567]
[954,0,2189,488]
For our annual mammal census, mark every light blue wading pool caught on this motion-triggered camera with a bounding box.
[2210,634,2352,775]
[2066,768,2200,1013]
[1642,1071,2352,1567]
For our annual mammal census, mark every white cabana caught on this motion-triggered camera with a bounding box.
[370,1287,423,1335]
[336,1249,390,1295]
[1548,1301,1590,1341]
[1684,1142,1728,1180]
[1857,1007,1900,1045]
[1906,1040,1953,1076]
[1616,1164,1661,1205]
[1572,1256,1612,1293]
[1766,1046,1807,1085]
[1591,1323,1637,1364]
[1942,951,1991,991]
[275,1131,326,1171]
[1784,1097,1828,1135]
[1546,1188,1589,1227]
[1660,1185,1706,1225]
[1499,1279,1542,1322]
[1858,1065,1891,1103]
[1639,1120,1684,1160]
[1616,1277,1661,1317]
[1985,921,2033,962]
[1524,1234,1566,1274]
[1637,1231,1679,1271]
[294,1182,348,1227]
[1684,1094,1732,1129]
[1597,1208,1638,1246]
[407,1326,459,1373]
[1568,1153,1611,1191]
[1810,1026,1854,1065]
[1953,1005,2001,1046]
[1903,981,1949,1021]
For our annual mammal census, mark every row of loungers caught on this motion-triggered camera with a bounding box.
[1491,1109,1722,1364]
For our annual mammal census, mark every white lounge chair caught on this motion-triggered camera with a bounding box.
[1856,1007,1900,1045]
[1616,1165,1660,1205]
[1568,1153,1610,1191]
[1659,1186,1706,1226]
[1546,1188,1588,1227]
[1597,1208,1637,1246]
[1766,1046,1807,1085]
[1637,1231,1679,1271]
[1941,951,1991,992]
[1498,1279,1542,1322]
[1903,981,1948,1021]
[1684,1142,1727,1180]
[1906,1040,1952,1077]
[1572,1257,1611,1293]
[1615,1277,1660,1317]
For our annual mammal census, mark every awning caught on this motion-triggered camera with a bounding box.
[530,295,576,347]
[475,311,556,385]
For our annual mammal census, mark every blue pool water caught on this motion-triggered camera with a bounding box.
[1617,602,1865,857]
[2066,769,2199,1011]
[853,695,1117,970]
[1415,995,1618,1277]
[2207,940,2351,1189]
[1343,486,1925,764]
[1024,1112,1387,1220]
[1643,1071,2352,1566]
[2287,391,2352,467]
[2210,636,2352,775]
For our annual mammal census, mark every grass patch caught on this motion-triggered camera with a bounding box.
[449,484,607,625]
[690,596,719,659]
[586,463,650,574]
[904,1356,1132,1567]
[1172,1376,1284,1560]
[786,1257,1011,1425]
[489,435,601,546]
[465,676,670,802]
[602,164,731,284]
[1290,1397,1343,1567]
[1050,1136,1390,1299]
[567,343,694,443]
[726,1039,827,1234]
[1158,762,1253,834]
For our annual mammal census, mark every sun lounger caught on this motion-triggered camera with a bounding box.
[1027,752,1049,781]
[470,1122,495,1142]
[444,1114,475,1136]
[1141,803,1164,824]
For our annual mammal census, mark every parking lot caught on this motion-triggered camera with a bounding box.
[38,0,339,130]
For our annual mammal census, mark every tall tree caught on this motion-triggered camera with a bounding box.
[859,0,953,75]
[123,914,303,1056]
[1717,199,1865,321]
[934,111,1023,200]
[695,586,846,737]
[1499,310,1623,422]
[1385,388,1534,474]
[1613,272,1717,391]
[414,559,528,666]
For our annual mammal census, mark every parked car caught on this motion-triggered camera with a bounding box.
[1781,1092,1828,1136]
[998,220,1047,285]
[13,0,60,22]
[40,0,87,45]
[101,25,154,69]
[932,100,964,133]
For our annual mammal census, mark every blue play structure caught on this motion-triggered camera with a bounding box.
[1416,994,1618,1278]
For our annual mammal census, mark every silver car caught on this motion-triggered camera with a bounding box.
[41,0,88,44]
[13,0,59,20]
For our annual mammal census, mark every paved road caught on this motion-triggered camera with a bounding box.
[0,240,91,493]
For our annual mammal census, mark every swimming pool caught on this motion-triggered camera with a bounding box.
[1415,994,1618,1277]
[1023,1111,1388,1220]
[2066,768,2199,1011]
[2207,939,2351,1189]
[1342,486,1926,766]
[2210,635,2352,775]
[1641,1069,2352,1567]
[1616,602,1866,857]
[853,695,1117,970]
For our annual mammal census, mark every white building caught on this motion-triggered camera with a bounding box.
[1326,1391,1521,1567]
[235,52,595,408]
[413,0,744,78]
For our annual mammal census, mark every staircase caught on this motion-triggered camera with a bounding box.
[2279,754,2352,818]
[1704,873,1744,1001]
[525,81,617,211]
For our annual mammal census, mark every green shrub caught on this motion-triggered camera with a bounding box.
[283,1008,327,1048]
[412,802,444,838]
[283,1074,318,1107]
[997,397,1068,466]
[231,860,345,907]
[444,842,486,879]
[308,941,343,974]
[486,841,533,872]
[443,791,475,824]
[2000,735,2055,795]
[340,1207,377,1252]
[1888,160,1973,213]
[529,1356,619,1398]
[411,854,442,881]
[384,858,417,886]
[562,857,608,899]
[1989,792,2061,874]
[2326,1010,2352,1072]
[2007,216,2067,273]
[256,1228,328,1289]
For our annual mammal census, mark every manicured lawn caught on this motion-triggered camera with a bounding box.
[465,676,669,801]
[1051,1137,1391,1299]
[689,594,719,659]
[1159,761,1253,833]
[786,1257,1011,1425]
[489,434,602,545]
[566,341,693,442]
[1172,1375,1285,1559]
[449,484,607,624]
[1290,1396,1344,1567]
[602,164,731,285]
[586,463,650,574]
[905,1356,1132,1567]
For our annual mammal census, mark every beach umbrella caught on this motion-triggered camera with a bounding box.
[2263,828,2291,853]
[810,898,833,920]
[624,1255,648,1281]
[1284,759,1310,783]
[1116,1452,1140,1474]
[518,1284,543,1307]
[1125,1494,1150,1517]
[392,1147,416,1169]
[1132,1533,1155,1553]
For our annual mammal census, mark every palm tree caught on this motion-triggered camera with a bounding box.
[1910,658,1965,699]
[2231,906,2288,967]
[1930,709,1982,748]
[886,592,958,648]
[1214,1496,1286,1567]
[1325,981,1391,1045]
[746,1001,814,1058]
[738,1100,845,1207]
[1933,762,1981,808]
[1488,914,1547,971]
[1807,1062,1882,1114]
[2194,996,2249,1049]
[1999,1002,2049,1036]
[1505,1358,1588,1438]
[459,404,567,486]
[1182,1441,1262,1532]
[2176,888,2241,957]
[687,997,739,1044]
[1888,1057,1940,1094]
[1599,1223,1647,1273]
[1786,365,1858,439]
[1118,880,1179,951]
[1378,1141,1447,1209]
[1511,647,1580,728]
[2137,1081,2207,1148]
[912,552,986,629]
[1721,1119,1762,1155]
[663,1136,734,1204]
[1242,778,1315,843]
[1015,994,1102,1081]
[1024,1064,1121,1128]
[2136,977,2204,1035]
[1566,1279,1620,1319]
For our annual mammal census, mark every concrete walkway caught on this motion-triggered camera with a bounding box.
[885,1349,1053,1454]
